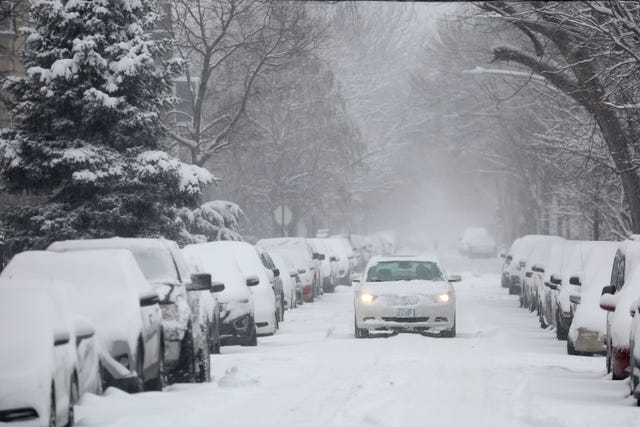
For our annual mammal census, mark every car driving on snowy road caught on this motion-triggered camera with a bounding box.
[353,255,460,338]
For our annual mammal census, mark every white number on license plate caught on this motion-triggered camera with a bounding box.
[395,308,415,317]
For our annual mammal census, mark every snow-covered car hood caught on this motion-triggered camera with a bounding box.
[360,280,452,297]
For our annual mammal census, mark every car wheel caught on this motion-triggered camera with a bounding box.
[131,343,145,393]
[567,337,577,355]
[175,327,196,383]
[556,313,568,341]
[606,339,612,373]
[538,309,548,329]
[195,326,211,383]
[49,384,56,427]
[441,317,456,338]
[146,340,165,391]
[64,375,78,427]
[354,317,368,339]
[241,326,258,346]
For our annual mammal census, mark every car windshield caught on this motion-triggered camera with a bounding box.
[366,261,443,282]
[129,247,180,284]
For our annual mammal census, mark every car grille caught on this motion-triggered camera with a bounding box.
[381,317,429,323]
[0,408,39,422]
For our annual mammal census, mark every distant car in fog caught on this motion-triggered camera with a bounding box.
[458,227,497,258]
[353,255,459,338]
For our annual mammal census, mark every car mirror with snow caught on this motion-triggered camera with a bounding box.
[525,271,533,278]
[330,256,338,262]
[246,276,260,287]
[569,275,582,286]
[188,273,212,292]
[289,269,298,277]
[272,268,280,278]
[139,290,160,307]
[569,294,581,304]
[531,264,545,273]
[448,274,462,283]
[550,274,562,285]
[599,293,617,312]
[298,268,307,274]
[545,282,558,291]
[53,329,70,346]
[74,316,95,341]
[210,282,225,293]
[601,285,615,295]
[350,273,360,283]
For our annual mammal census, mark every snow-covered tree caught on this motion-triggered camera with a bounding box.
[178,200,244,243]
[0,0,213,254]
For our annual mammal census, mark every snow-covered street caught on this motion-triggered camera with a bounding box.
[75,255,638,427]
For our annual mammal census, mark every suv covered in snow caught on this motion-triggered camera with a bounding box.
[48,238,221,384]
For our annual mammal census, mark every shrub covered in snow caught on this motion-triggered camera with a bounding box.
[0,0,212,254]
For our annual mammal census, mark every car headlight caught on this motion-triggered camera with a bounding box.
[436,293,451,303]
[360,293,377,304]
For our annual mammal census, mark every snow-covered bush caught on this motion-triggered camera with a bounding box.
[0,0,213,254]
[178,201,244,244]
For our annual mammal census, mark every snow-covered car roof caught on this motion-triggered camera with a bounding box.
[48,237,185,285]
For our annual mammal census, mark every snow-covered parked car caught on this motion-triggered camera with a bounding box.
[521,236,564,311]
[0,276,102,398]
[330,236,356,284]
[630,296,640,403]
[183,243,259,347]
[500,238,520,290]
[209,241,279,336]
[0,287,80,427]
[48,238,219,384]
[308,238,335,292]
[353,255,459,338]
[257,238,320,302]
[458,227,496,258]
[256,246,285,323]
[326,237,352,287]
[599,240,640,380]
[561,241,617,353]
[268,251,298,311]
[506,235,554,298]
[1,250,164,392]
[537,239,573,329]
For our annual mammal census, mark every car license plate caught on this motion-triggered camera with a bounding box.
[395,308,415,317]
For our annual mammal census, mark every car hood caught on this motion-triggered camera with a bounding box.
[360,280,451,296]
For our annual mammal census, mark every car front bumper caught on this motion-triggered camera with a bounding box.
[220,314,255,345]
[356,299,455,333]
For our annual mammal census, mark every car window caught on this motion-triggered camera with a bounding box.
[616,255,625,291]
[366,261,443,282]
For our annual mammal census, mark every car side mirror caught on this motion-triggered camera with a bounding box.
[272,268,280,278]
[330,256,337,262]
[246,276,260,287]
[318,254,325,261]
[74,317,95,342]
[531,264,544,273]
[499,251,506,259]
[631,307,637,318]
[550,274,562,285]
[140,290,160,306]
[600,293,617,312]
[545,282,558,291]
[289,269,298,278]
[298,268,307,274]
[569,294,581,304]
[519,260,526,268]
[54,329,70,346]
[448,274,462,283]
[569,275,582,286]
[188,273,212,291]
[525,271,533,278]
[210,281,225,293]
[601,285,615,295]
[350,273,360,283]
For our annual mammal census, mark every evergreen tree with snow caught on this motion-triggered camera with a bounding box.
[0,0,212,254]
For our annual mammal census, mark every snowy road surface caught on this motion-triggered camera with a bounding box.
[77,255,639,427]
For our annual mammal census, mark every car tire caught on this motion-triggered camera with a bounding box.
[354,317,368,339]
[538,309,548,329]
[567,337,577,355]
[64,375,78,427]
[146,340,165,391]
[241,326,258,346]
[131,343,145,393]
[556,313,568,341]
[175,327,196,383]
[49,384,56,427]
[195,326,211,383]
[441,317,456,338]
